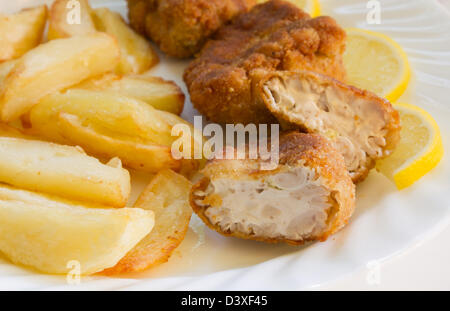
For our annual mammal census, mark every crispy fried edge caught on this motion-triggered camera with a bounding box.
[129,0,256,58]
[183,1,347,125]
[102,169,193,274]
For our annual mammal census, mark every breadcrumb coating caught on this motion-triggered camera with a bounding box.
[190,132,355,245]
[184,0,347,124]
[127,0,256,58]
[260,70,401,182]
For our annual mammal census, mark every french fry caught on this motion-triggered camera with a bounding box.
[58,113,181,173]
[157,109,206,177]
[0,33,120,122]
[92,7,159,74]
[0,60,16,82]
[0,184,154,275]
[76,74,185,115]
[30,89,202,173]
[0,6,47,62]
[104,169,192,274]
[0,123,29,139]
[47,0,97,40]
[73,73,118,89]
[29,89,189,173]
[29,89,175,146]
[0,137,131,207]
[48,2,158,73]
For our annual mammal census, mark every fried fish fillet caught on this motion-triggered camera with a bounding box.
[184,0,347,124]
[259,70,401,182]
[127,0,256,58]
[190,132,355,245]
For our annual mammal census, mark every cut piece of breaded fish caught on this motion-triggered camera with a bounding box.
[184,0,347,124]
[258,70,401,182]
[127,0,256,58]
[190,132,355,245]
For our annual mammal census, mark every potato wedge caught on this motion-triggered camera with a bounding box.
[104,169,192,274]
[0,137,131,207]
[48,0,97,40]
[92,8,159,74]
[0,184,154,275]
[76,75,185,115]
[58,113,181,173]
[57,113,204,178]
[157,109,206,176]
[0,33,120,122]
[0,123,29,139]
[30,89,176,146]
[0,6,47,62]
[29,89,201,173]
[0,60,16,82]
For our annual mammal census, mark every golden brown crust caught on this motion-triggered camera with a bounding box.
[103,169,193,274]
[127,0,256,58]
[184,0,347,124]
[190,132,355,245]
[259,70,401,182]
[279,132,355,240]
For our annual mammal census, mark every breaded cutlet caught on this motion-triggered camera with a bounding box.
[127,0,256,58]
[190,132,356,245]
[184,0,347,124]
[259,70,401,182]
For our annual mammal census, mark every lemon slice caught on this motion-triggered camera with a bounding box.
[344,28,411,102]
[257,0,321,17]
[376,103,444,190]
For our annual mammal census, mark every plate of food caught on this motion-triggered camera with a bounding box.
[0,0,448,290]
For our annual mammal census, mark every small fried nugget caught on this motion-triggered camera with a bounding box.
[127,0,256,58]
[184,0,347,124]
[190,132,355,245]
[259,70,401,182]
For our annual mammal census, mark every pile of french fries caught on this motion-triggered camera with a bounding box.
[0,1,199,275]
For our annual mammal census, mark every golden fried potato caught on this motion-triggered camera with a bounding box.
[0,184,154,275]
[93,8,159,74]
[57,113,181,173]
[48,0,97,40]
[104,169,192,274]
[0,123,29,139]
[30,89,175,146]
[76,74,185,115]
[28,89,192,173]
[0,59,16,82]
[48,2,158,73]
[0,33,120,122]
[0,6,47,62]
[157,109,206,177]
[0,137,131,207]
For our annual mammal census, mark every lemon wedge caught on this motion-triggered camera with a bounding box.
[376,103,444,190]
[257,0,321,17]
[344,28,411,102]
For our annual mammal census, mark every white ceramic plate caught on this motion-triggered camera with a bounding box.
[0,0,449,290]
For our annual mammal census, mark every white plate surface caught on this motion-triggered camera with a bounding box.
[0,0,449,290]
